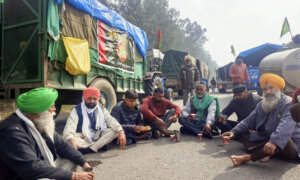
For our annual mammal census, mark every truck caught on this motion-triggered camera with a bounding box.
[217,43,282,94]
[0,0,156,114]
[259,47,300,96]
[161,50,209,96]
[217,62,233,93]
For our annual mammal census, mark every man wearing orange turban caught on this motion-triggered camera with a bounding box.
[223,73,300,165]
[63,87,126,154]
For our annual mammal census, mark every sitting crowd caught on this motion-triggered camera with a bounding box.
[1,73,300,179]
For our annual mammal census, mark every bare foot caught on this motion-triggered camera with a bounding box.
[231,155,251,166]
[259,156,270,162]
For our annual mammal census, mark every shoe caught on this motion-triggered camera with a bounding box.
[136,131,152,140]
[78,148,94,154]
[203,132,213,139]
[212,129,220,136]
[180,126,190,134]
[173,130,181,142]
[98,145,108,152]
[153,130,161,139]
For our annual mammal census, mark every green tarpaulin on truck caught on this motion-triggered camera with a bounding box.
[161,50,188,79]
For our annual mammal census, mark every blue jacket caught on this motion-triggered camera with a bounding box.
[111,101,143,139]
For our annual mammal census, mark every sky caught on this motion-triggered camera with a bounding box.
[169,0,300,66]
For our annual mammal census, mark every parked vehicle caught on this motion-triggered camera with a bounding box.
[260,47,300,96]
[0,0,152,114]
[162,50,209,96]
[217,62,233,93]
[217,43,282,94]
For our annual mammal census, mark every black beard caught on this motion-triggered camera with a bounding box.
[85,102,97,109]
[234,98,246,104]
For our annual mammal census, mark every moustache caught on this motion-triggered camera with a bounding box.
[85,103,97,109]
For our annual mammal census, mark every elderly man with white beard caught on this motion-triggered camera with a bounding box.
[0,88,94,180]
[222,73,300,166]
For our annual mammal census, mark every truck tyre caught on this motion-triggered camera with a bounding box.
[90,78,117,112]
[144,75,163,97]
[54,102,62,118]
[164,88,173,101]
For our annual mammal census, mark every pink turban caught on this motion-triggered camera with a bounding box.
[83,87,100,101]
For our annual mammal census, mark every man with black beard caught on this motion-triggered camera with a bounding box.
[215,84,262,133]
[140,87,182,138]
[0,88,94,180]
[222,74,300,166]
[63,87,126,154]
[178,55,201,106]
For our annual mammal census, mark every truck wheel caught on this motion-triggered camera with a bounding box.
[144,75,163,97]
[54,102,62,118]
[164,88,173,101]
[90,78,117,111]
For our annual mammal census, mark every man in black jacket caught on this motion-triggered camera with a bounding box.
[215,84,262,133]
[111,89,151,145]
[0,88,94,180]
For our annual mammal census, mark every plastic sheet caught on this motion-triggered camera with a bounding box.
[65,0,148,57]
[62,37,91,75]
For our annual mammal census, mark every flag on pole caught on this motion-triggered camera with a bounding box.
[156,27,162,49]
[231,45,236,57]
[280,17,291,38]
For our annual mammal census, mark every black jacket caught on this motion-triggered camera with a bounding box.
[0,113,86,180]
[111,101,143,140]
[221,93,262,122]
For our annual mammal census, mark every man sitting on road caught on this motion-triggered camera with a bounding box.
[111,89,152,145]
[0,88,94,180]
[215,84,262,133]
[63,87,126,154]
[222,74,300,166]
[290,87,300,123]
[140,87,182,138]
[179,81,220,139]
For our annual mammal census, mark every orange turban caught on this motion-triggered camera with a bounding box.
[83,87,100,101]
[259,73,285,90]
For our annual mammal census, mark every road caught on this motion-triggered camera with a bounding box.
[56,92,300,180]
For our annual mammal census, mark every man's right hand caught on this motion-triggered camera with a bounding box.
[133,125,144,133]
[72,172,95,180]
[68,139,77,150]
[155,118,166,128]
[222,132,234,140]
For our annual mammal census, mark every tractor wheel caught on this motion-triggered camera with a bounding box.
[144,75,163,97]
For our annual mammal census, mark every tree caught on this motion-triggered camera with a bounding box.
[99,0,213,65]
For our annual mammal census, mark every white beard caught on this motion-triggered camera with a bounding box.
[33,111,56,139]
[262,90,281,113]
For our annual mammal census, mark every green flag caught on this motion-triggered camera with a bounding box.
[280,17,291,38]
[231,45,236,57]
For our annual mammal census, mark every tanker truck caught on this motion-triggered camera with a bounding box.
[259,48,300,95]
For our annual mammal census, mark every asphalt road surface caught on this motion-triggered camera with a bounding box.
[56,92,300,180]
